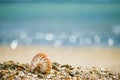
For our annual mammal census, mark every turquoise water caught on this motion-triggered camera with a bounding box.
[0,3,120,46]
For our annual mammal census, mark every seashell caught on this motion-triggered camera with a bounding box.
[30,53,52,74]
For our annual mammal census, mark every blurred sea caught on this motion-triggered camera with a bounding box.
[0,3,120,47]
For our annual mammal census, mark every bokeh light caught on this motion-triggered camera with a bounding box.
[11,40,18,49]
[108,38,114,46]
[45,33,54,41]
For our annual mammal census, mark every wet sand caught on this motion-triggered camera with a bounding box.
[0,45,120,72]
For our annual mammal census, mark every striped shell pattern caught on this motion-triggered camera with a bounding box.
[31,53,52,74]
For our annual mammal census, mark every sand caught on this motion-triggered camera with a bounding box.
[0,45,120,73]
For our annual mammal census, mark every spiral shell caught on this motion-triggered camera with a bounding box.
[31,53,52,74]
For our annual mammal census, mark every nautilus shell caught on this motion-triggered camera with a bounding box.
[31,53,52,74]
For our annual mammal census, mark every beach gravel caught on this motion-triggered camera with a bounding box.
[0,61,120,80]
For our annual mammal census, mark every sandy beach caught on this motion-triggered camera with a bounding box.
[0,45,120,73]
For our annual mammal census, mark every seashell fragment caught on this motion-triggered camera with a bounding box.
[31,53,52,74]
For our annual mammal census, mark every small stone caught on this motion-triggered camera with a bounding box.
[65,76,71,80]
[76,76,82,80]
[52,65,59,71]
[19,71,25,76]
[37,74,44,78]
[69,72,75,77]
